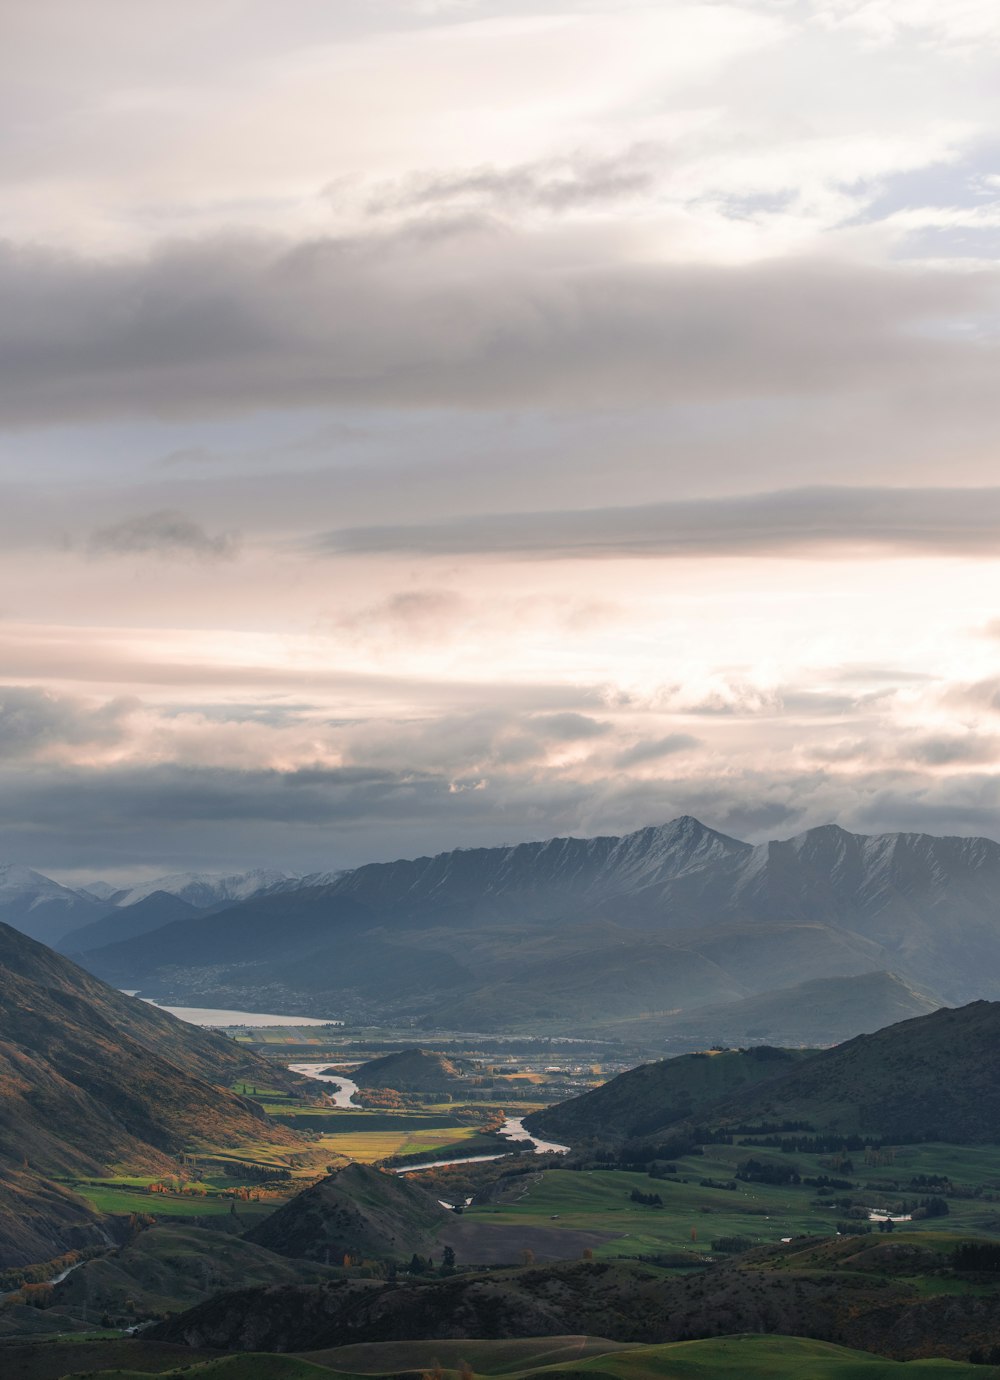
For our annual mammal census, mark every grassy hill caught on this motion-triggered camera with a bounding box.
[0,923,301,1266]
[524,1045,815,1146]
[350,1048,473,1092]
[707,1000,1000,1141]
[529,1000,1000,1146]
[244,1162,445,1263]
[38,1336,1000,1379]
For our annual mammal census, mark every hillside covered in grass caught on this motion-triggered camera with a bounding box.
[528,1000,1000,1146]
[0,923,302,1265]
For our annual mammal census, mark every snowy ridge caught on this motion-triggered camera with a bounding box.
[109,868,291,909]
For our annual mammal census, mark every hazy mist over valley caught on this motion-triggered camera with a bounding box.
[6,2,1000,1376]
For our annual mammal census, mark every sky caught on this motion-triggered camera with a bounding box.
[6,0,1000,882]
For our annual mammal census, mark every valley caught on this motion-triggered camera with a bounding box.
[7,826,1000,1377]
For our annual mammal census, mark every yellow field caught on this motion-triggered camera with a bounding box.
[309,1123,484,1164]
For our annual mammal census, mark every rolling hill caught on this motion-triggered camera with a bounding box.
[350,1048,473,1092]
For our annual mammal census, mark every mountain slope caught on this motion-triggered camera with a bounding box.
[707,999,1000,1141]
[56,890,202,956]
[525,1046,816,1146]
[0,923,301,1266]
[613,971,944,1048]
[530,1000,1000,1146]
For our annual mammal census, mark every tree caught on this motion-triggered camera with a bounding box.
[520,1248,535,1267]
[440,1245,456,1276]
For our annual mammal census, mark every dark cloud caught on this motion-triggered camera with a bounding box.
[318,485,1000,560]
[907,734,1000,766]
[8,756,1000,875]
[363,149,656,216]
[88,509,238,561]
[0,233,993,425]
[614,733,702,766]
[0,686,132,759]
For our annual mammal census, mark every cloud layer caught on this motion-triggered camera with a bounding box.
[5,1,1000,877]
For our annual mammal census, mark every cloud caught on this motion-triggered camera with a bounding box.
[615,733,702,766]
[0,233,993,426]
[0,686,132,760]
[317,485,1000,561]
[88,509,239,560]
[8,753,1000,874]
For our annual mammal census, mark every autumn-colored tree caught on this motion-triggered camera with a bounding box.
[520,1247,535,1267]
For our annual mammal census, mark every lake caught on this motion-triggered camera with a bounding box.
[127,996,341,1027]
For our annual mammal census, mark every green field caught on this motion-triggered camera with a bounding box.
[458,1136,1000,1260]
[66,1181,276,1219]
[47,1335,1000,1379]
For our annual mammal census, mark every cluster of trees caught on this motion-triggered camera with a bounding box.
[628,1188,663,1207]
[954,1242,1000,1271]
[738,1133,866,1154]
[220,1161,292,1184]
[736,1158,801,1186]
[618,1135,702,1167]
[147,1179,208,1196]
[407,1246,457,1276]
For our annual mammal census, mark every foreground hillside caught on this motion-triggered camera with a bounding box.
[0,924,301,1265]
[149,1235,1000,1360]
[9,1333,999,1380]
[69,817,1000,1037]
[17,1335,999,1380]
[528,1000,1000,1146]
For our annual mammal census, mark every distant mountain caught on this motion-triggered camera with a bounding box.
[69,818,1000,1037]
[106,867,291,910]
[244,1162,444,1264]
[56,890,202,956]
[0,863,106,946]
[351,1048,474,1092]
[528,1000,1000,1147]
[78,880,118,902]
[0,923,300,1266]
[617,971,943,1049]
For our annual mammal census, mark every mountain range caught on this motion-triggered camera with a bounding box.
[10,816,1000,1042]
[34,817,1000,1040]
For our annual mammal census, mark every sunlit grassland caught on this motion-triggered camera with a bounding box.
[65,1181,276,1218]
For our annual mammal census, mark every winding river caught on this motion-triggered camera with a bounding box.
[289,1062,569,1169]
